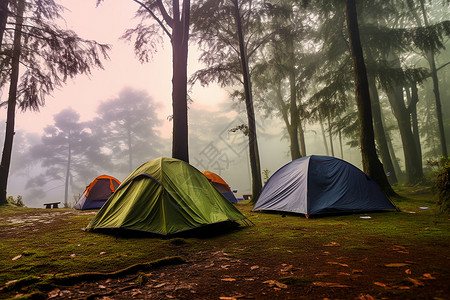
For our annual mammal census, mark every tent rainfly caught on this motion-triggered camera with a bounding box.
[74,175,120,210]
[253,155,397,217]
[202,171,238,203]
[86,157,246,235]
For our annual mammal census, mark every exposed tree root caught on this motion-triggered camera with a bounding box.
[3,256,185,296]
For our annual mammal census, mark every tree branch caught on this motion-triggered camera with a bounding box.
[132,0,172,38]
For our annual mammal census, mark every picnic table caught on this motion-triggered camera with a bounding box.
[43,202,61,209]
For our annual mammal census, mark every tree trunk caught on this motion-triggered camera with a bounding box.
[0,0,24,205]
[338,128,344,159]
[368,75,398,184]
[381,111,404,181]
[406,83,422,161]
[327,112,335,157]
[0,0,8,49]
[386,84,423,184]
[171,0,190,163]
[288,67,301,160]
[319,113,329,155]
[64,132,72,207]
[231,0,262,202]
[298,120,306,157]
[345,0,396,197]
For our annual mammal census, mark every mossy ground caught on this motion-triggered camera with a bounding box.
[0,188,448,299]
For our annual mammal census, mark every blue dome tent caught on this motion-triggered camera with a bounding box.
[253,155,397,217]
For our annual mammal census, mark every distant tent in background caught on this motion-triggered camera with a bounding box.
[87,157,246,235]
[74,175,121,210]
[253,155,398,217]
[202,171,238,203]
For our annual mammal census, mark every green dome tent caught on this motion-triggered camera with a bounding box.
[87,157,246,235]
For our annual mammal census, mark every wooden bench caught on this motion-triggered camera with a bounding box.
[44,202,61,209]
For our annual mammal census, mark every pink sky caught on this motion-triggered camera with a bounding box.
[14,0,229,138]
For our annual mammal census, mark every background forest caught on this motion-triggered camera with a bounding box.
[1,0,449,207]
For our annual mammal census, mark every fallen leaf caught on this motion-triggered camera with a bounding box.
[70,254,76,258]
[405,269,412,274]
[373,282,389,289]
[324,242,341,247]
[422,273,436,280]
[315,272,331,276]
[384,263,409,267]
[153,283,166,288]
[48,288,60,298]
[5,280,18,287]
[219,297,237,300]
[250,265,259,270]
[98,285,106,289]
[221,278,236,282]
[313,282,350,287]
[357,294,375,300]
[407,277,424,287]
[338,272,351,276]
[11,255,22,261]
[396,286,411,290]
[280,265,293,272]
[166,295,174,299]
[99,251,106,255]
[327,262,349,267]
[263,280,287,289]
[105,278,112,283]
[221,265,231,269]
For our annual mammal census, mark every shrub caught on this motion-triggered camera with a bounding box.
[435,157,450,213]
[7,195,24,207]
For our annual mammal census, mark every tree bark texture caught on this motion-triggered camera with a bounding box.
[231,0,262,202]
[0,0,8,49]
[0,0,24,205]
[171,0,190,163]
[345,0,396,197]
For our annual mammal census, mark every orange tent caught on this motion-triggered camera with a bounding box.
[74,175,121,210]
[202,171,237,203]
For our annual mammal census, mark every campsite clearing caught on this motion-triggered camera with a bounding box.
[0,188,448,299]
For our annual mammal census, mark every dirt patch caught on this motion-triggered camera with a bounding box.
[39,244,448,300]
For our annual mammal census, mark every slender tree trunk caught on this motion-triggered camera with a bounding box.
[407,83,422,161]
[171,0,190,162]
[345,0,396,197]
[327,112,335,157]
[64,132,72,207]
[231,0,262,202]
[319,113,329,155]
[368,75,398,184]
[0,0,8,48]
[298,120,306,157]
[380,110,404,181]
[386,86,423,184]
[275,82,301,160]
[288,67,301,160]
[338,128,344,159]
[0,0,24,205]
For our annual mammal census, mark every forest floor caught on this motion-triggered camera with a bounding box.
[0,187,448,299]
